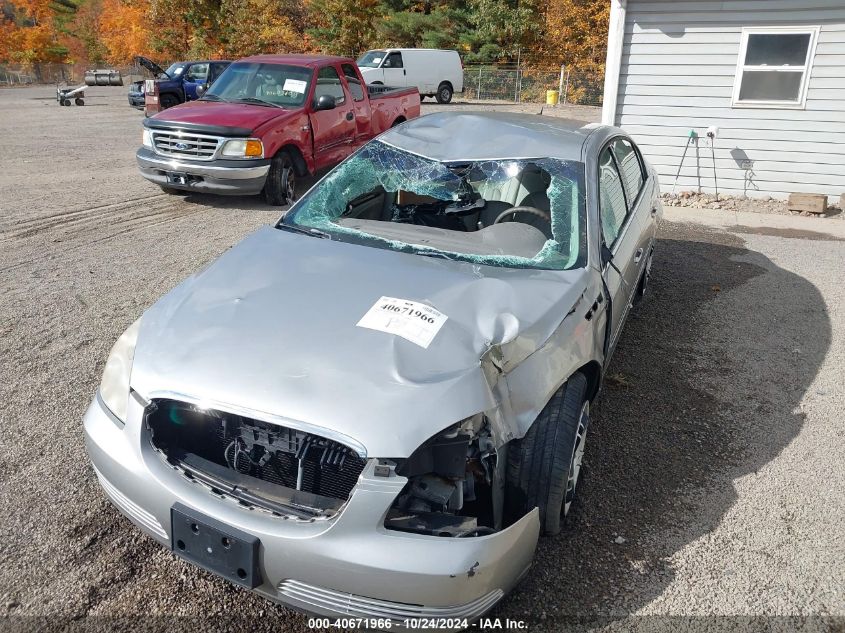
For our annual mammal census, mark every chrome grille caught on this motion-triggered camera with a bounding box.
[152,131,221,160]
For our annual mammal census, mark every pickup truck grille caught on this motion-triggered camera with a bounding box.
[152,132,221,160]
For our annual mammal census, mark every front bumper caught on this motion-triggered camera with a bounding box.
[83,392,540,623]
[128,94,144,108]
[136,147,270,195]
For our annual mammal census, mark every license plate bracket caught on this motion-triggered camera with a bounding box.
[170,503,261,588]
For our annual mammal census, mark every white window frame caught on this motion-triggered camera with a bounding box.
[731,26,819,109]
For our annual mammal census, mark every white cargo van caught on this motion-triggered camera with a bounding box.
[357,48,463,103]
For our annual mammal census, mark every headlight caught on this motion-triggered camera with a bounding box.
[221,138,263,158]
[99,318,141,423]
[142,129,153,149]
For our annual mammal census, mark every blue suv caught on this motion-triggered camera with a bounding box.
[128,57,231,109]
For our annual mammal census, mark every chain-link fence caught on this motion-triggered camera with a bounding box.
[0,63,138,86]
[462,64,603,106]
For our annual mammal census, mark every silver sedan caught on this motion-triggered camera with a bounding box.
[84,111,660,625]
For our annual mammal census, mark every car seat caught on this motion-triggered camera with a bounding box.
[476,164,553,237]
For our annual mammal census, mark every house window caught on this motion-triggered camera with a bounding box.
[732,27,819,108]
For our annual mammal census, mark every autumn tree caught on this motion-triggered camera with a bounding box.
[0,0,74,66]
[306,0,380,57]
[95,0,154,64]
[218,0,307,57]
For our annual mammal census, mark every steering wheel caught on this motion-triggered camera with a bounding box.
[493,205,551,225]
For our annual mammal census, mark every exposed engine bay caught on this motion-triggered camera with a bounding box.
[146,399,366,518]
[384,414,503,537]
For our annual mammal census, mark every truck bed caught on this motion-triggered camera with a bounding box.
[367,85,418,100]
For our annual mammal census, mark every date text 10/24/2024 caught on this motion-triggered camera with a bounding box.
[307,618,529,630]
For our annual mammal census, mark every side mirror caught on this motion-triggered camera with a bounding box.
[601,242,613,266]
[195,84,206,97]
[314,94,336,111]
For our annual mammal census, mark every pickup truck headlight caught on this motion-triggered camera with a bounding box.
[221,138,263,158]
[142,129,153,149]
[99,318,141,423]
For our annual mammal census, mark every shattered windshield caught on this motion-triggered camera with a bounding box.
[280,141,586,270]
[357,50,386,68]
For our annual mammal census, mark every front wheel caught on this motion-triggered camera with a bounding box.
[505,372,590,535]
[435,82,453,104]
[160,93,179,109]
[263,151,297,206]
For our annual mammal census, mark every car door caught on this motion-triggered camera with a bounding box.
[381,51,406,87]
[341,63,372,148]
[309,64,355,170]
[611,136,654,282]
[598,142,643,352]
[207,62,229,89]
[182,63,209,100]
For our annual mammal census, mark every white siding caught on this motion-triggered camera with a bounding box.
[616,0,845,199]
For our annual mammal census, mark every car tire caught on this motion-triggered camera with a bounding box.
[160,93,179,109]
[505,372,590,536]
[75,97,84,106]
[263,150,297,206]
[633,247,653,306]
[435,82,453,104]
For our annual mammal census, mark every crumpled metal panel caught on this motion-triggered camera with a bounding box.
[130,226,589,458]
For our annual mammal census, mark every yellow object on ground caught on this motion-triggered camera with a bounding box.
[546,90,559,105]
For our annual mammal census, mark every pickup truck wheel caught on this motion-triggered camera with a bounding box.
[436,82,453,104]
[160,93,179,109]
[505,372,589,535]
[263,151,297,206]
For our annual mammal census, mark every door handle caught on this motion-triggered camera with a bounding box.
[345,111,354,121]
[634,248,644,264]
[403,69,406,75]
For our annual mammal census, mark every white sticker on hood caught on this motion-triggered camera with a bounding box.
[356,296,448,349]
[282,78,307,93]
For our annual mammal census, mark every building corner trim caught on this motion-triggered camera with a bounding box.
[601,0,627,126]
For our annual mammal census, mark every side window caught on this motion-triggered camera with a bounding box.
[611,138,644,204]
[341,63,365,101]
[315,66,346,105]
[185,63,208,82]
[598,147,629,247]
[383,52,403,68]
[209,63,227,83]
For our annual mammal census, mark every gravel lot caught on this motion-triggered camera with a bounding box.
[1,86,843,632]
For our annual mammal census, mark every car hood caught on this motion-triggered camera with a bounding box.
[131,226,588,457]
[135,55,167,78]
[148,101,294,134]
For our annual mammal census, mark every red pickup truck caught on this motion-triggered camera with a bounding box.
[136,54,421,204]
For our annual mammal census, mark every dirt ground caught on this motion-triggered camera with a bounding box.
[1,86,843,632]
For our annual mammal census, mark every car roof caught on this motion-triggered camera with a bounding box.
[236,54,352,67]
[379,111,604,162]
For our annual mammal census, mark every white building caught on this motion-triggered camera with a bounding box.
[602,0,845,200]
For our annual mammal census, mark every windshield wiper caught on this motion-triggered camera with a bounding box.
[200,94,226,102]
[277,223,332,239]
[235,97,283,108]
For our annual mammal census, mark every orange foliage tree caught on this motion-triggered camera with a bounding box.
[96,0,154,64]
